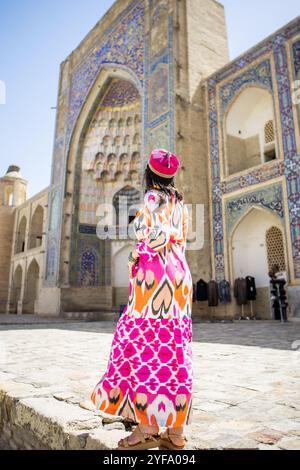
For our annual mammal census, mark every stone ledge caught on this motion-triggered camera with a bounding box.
[0,389,126,450]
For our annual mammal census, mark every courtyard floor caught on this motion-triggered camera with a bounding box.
[0,315,300,450]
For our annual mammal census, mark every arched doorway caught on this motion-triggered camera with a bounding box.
[24,259,40,314]
[231,208,286,286]
[225,87,277,176]
[29,206,44,249]
[11,265,23,314]
[230,208,287,318]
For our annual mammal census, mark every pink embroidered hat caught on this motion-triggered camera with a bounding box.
[148,149,181,178]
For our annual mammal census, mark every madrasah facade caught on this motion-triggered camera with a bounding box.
[0,0,299,320]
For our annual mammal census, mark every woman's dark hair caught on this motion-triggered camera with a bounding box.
[143,164,184,202]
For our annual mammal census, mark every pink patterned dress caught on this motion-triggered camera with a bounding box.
[90,189,193,428]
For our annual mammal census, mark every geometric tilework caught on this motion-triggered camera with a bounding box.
[100,80,140,110]
[144,12,175,159]
[78,240,100,287]
[284,154,300,277]
[221,161,285,195]
[220,60,273,116]
[208,78,224,281]
[273,35,297,160]
[79,249,99,287]
[46,241,57,279]
[293,40,300,76]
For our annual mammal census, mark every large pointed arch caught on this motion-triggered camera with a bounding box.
[62,65,143,287]
[65,65,143,195]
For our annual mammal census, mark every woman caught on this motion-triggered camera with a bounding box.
[90,149,193,450]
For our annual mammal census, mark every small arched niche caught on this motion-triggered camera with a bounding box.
[29,205,44,250]
[11,265,23,313]
[15,216,27,254]
[23,259,40,314]
[5,187,14,207]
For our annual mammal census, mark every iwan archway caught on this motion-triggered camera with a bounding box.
[60,67,143,312]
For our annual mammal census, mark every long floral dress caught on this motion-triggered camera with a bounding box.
[90,189,193,428]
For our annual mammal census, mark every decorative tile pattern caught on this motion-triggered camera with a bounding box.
[208,79,224,281]
[79,225,97,236]
[220,60,273,116]
[78,240,100,287]
[46,241,57,279]
[284,154,300,277]
[44,61,69,285]
[149,0,169,60]
[273,35,298,160]
[144,13,175,158]
[100,79,140,109]
[49,190,60,232]
[221,161,285,194]
[293,39,300,76]
[148,120,171,151]
[149,62,169,121]
[225,184,285,235]
[52,137,65,185]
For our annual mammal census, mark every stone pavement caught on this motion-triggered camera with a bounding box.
[0,315,300,450]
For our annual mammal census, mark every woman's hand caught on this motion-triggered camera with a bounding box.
[128,250,139,278]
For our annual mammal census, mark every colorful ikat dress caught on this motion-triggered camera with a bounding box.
[90,189,193,427]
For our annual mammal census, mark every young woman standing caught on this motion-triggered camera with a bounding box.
[90,149,193,450]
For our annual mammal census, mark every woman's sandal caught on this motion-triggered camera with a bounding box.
[117,424,161,451]
[159,429,188,450]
